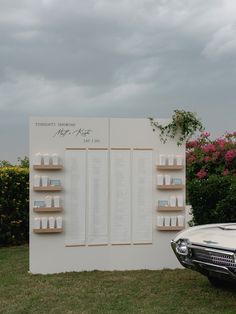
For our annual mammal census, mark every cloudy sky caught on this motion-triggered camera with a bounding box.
[1,0,236,162]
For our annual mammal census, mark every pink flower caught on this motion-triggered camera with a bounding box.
[202,144,216,154]
[223,169,229,176]
[215,139,226,150]
[225,150,236,162]
[187,140,198,148]
[187,156,196,163]
[203,156,211,162]
[196,169,207,179]
[201,132,210,138]
[211,151,221,161]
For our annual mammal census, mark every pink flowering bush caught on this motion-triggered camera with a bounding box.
[187,132,236,225]
[186,132,236,181]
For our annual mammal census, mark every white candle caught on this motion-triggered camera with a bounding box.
[34,175,41,187]
[177,215,185,227]
[52,153,59,165]
[53,196,60,208]
[42,176,48,187]
[45,195,52,208]
[164,216,171,227]
[168,154,175,165]
[34,153,42,165]
[159,154,166,165]
[170,195,176,207]
[157,216,164,227]
[176,155,183,166]
[41,217,48,229]
[43,154,50,165]
[165,175,171,185]
[56,217,62,229]
[33,217,41,229]
[49,217,55,229]
[177,195,184,207]
[157,175,164,185]
[171,216,177,227]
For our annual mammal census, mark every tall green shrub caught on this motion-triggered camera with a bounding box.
[188,175,236,225]
[0,167,29,245]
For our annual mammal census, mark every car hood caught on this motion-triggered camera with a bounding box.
[175,223,236,251]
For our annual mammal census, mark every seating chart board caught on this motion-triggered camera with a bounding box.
[30,117,186,274]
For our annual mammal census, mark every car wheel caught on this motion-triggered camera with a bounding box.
[208,276,236,290]
[207,276,226,288]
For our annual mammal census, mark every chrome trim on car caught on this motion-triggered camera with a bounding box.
[192,260,236,280]
[188,244,235,257]
[190,242,235,252]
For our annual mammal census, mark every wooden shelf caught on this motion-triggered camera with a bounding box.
[33,207,63,212]
[156,165,184,171]
[33,228,63,233]
[157,206,185,212]
[157,185,184,190]
[156,226,184,231]
[33,186,63,191]
[33,165,63,170]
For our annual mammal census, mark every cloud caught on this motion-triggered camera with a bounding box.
[0,0,236,162]
[203,24,236,60]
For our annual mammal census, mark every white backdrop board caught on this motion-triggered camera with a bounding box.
[30,117,186,274]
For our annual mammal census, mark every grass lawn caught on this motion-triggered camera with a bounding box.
[0,246,236,314]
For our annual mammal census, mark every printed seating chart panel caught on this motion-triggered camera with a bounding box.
[110,150,131,244]
[87,150,109,245]
[65,150,86,246]
[65,149,153,246]
[132,150,153,244]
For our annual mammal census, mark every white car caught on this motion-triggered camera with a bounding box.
[171,223,236,286]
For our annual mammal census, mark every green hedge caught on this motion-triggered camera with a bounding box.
[187,175,236,225]
[0,167,29,246]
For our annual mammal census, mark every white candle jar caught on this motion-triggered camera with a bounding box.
[43,154,50,165]
[41,217,48,229]
[164,216,171,227]
[34,175,41,187]
[56,217,62,229]
[176,155,183,166]
[171,216,177,227]
[34,153,42,165]
[52,153,59,165]
[49,217,55,229]
[165,175,171,185]
[53,196,60,208]
[45,196,52,208]
[33,217,41,229]
[42,176,48,187]
[177,215,185,227]
[157,216,164,227]
[168,154,175,166]
[177,195,184,207]
[157,175,164,185]
[170,196,176,207]
[159,154,166,166]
